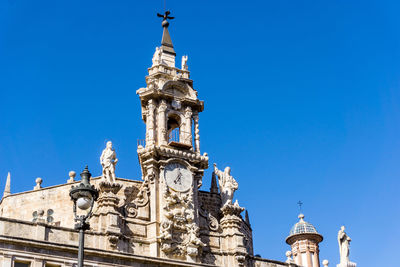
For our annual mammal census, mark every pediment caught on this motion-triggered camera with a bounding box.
[162,81,197,100]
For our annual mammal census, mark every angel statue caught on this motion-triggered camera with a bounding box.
[100,141,118,183]
[213,163,239,207]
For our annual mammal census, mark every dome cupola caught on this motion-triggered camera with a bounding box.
[289,213,320,236]
[286,213,323,267]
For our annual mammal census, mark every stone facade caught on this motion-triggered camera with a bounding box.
[0,13,296,267]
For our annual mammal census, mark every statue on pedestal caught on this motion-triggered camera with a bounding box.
[152,47,161,66]
[338,226,351,264]
[213,163,238,207]
[181,55,188,70]
[100,141,118,183]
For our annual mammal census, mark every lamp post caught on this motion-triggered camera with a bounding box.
[69,166,99,267]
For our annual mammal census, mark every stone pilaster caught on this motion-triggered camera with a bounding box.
[220,203,247,267]
[146,99,156,146]
[157,100,168,146]
[183,106,193,146]
[193,112,200,153]
[313,247,320,267]
[92,181,122,250]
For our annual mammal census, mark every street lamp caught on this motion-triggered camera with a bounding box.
[69,166,99,267]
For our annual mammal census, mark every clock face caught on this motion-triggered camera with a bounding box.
[164,163,192,192]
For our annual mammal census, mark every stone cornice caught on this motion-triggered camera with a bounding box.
[285,232,323,244]
[0,235,215,267]
[0,177,141,204]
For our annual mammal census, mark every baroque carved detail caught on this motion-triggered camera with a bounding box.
[138,145,208,162]
[220,201,245,230]
[199,206,219,231]
[158,187,205,258]
[124,180,150,219]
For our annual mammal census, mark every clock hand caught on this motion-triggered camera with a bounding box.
[174,172,182,185]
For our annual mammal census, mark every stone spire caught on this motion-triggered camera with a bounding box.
[245,210,251,226]
[156,11,176,67]
[157,10,175,55]
[3,172,11,197]
[210,171,218,193]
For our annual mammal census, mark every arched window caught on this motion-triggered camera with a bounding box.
[167,115,181,143]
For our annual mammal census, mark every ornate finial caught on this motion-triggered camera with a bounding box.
[156,10,176,58]
[298,213,305,220]
[3,172,11,197]
[34,177,42,190]
[68,170,76,183]
[157,10,174,28]
[80,165,92,186]
[322,259,329,267]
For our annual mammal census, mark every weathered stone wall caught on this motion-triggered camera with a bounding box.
[198,190,221,219]
[0,233,215,267]
[0,177,143,228]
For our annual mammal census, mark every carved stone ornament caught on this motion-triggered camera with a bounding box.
[158,187,205,258]
[125,180,150,219]
[199,206,219,231]
[220,200,245,230]
[235,254,246,267]
[171,99,181,110]
[108,235,119,248]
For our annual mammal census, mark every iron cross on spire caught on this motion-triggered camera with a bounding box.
[297,201,303,211]
[157,10,174,28]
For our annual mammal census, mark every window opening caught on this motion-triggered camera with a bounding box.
[167,116,180,143]
[15,262,30,267]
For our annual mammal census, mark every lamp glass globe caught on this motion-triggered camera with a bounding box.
[77,196,92,210]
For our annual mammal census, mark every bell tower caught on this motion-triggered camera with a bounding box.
[136,11,208,263]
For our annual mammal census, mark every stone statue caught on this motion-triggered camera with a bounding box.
[181,55,188,70]
[338,226,351,264]
[100,141,118,183]
[213,163,238,207]
[152,47,161,66]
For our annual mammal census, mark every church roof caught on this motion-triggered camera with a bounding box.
[289,213,319,236]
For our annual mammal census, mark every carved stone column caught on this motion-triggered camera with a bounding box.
[220,203,247,267]
[92,181,122,250]
[183,106,192,146]
[146,99,156,146]
[157,100,168,146]
[193,112,200,153]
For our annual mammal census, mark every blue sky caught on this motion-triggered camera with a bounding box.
[1,1,399,266]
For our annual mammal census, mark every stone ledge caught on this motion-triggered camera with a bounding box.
[0,235,216,267]
[251,255,298,267]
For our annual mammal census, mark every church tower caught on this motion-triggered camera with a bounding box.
[136,11,209,263]
[286,213,323,267]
